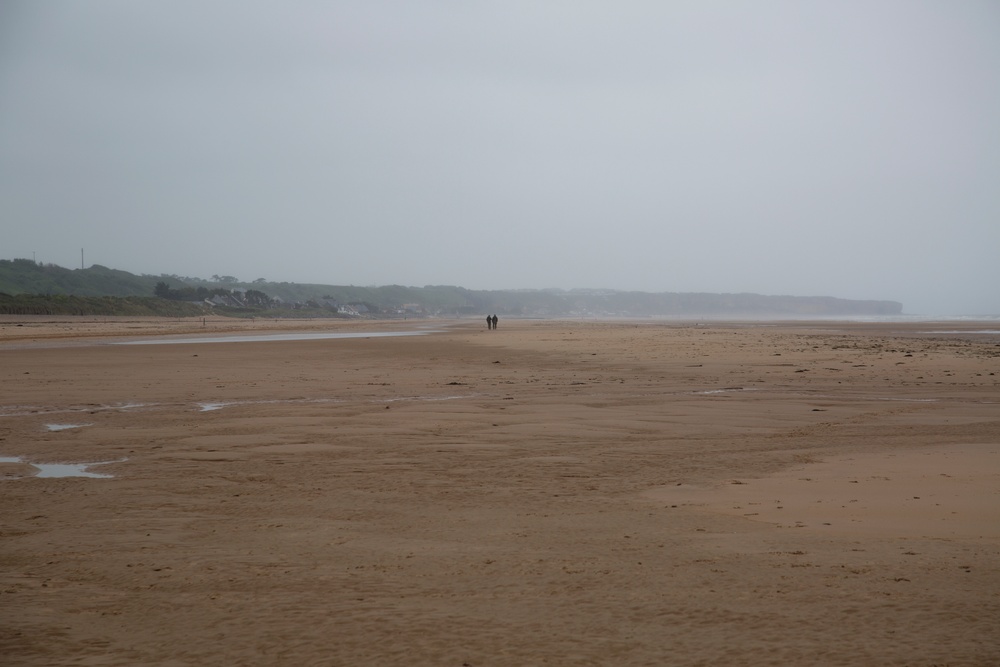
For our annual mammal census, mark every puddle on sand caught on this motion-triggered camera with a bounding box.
[46,423,90,431]
[0,456,124,479]
[193,395,470,411]
[197,402,231,412]
[195,398,340,412]
[116,330,439,345]
[34,462,117,478]
[382,394,474,403]
[0,402,155,418]
[695,387,760,395]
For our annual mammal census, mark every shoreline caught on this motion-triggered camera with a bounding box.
[2,312,998,343]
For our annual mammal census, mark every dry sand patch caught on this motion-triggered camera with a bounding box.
[648,442,1000,539]
[1,317,998,666]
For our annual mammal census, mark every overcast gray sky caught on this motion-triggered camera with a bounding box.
[2,1,998,315]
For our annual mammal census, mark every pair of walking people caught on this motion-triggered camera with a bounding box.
[486,314,498,330]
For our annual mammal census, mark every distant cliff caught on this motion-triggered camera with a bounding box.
[0,259,903,317]
[500,289,903,318]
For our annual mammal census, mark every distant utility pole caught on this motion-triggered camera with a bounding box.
[81,248,84,270]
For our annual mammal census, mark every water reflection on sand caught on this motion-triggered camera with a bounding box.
[0,456,125,479]
[115,330,437,345]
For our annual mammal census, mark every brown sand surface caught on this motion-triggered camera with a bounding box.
[1,317,998,666]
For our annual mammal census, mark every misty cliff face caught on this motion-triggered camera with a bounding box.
[498,290,903,318]
[630,292,905,317]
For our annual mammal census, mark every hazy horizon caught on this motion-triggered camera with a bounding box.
[2,2,998,316]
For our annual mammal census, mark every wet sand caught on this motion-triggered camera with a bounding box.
[1,317,998,665]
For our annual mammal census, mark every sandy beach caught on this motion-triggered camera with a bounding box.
[1,316,998,666]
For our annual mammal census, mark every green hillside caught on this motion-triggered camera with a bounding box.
[0,259,169,297]
[0,293,207,316]
[0,259,904,318]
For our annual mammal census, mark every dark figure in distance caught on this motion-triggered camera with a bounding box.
[491,314,498,330]
[486,315,493,330]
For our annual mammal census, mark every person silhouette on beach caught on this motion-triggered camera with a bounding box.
[486,315,493,330]
[491,314,498,330]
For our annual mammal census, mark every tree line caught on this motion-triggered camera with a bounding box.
[153,282,274,307]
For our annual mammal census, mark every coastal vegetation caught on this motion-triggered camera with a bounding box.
[0,293,207,317]
[0,258,904,318]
